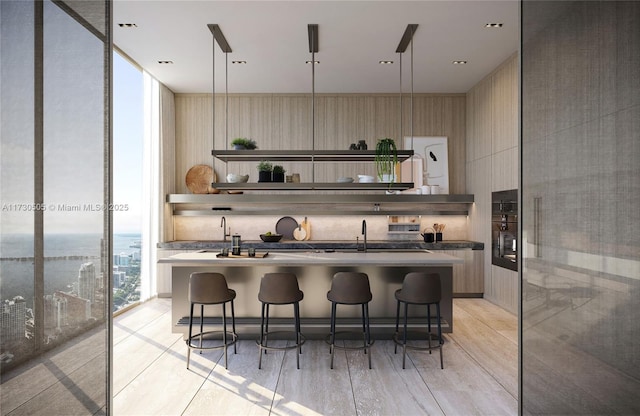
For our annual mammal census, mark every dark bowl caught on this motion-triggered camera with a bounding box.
[260,234,283,242]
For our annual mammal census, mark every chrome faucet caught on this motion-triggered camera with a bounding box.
[361,219,367,252]
[220,216,231,242]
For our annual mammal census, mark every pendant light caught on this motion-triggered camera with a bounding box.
[308,24,318,183]
[396,24,418,183]
[207,24,232,183]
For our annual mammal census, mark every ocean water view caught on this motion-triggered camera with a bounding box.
[0,233,141,306]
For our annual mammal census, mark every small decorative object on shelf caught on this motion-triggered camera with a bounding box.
[357,139,368,150]
[272,165,286,182]
[375,138,398,183]
[257,160,273,182]
[231,137,257,150]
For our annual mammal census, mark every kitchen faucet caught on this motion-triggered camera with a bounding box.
[361,219,367,252]
[220,216,231,242]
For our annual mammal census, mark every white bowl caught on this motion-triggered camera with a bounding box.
[358,175,375,183]
[226,173,249,183]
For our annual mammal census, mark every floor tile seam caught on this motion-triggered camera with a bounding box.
[180,354,217,416]
[406,353,447,416]
[112,336,183,398]
[112,308,173,347]
[453,305,518,347]
[343,340,359,416]
[446,335,519,403]
[267,339,289,415]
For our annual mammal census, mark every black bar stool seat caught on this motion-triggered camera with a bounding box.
[326,272,374,369]
[186,272,237,370]
[257,272,305,369]
[393,272,444,369]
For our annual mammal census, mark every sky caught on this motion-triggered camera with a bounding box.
[113,52,144,234]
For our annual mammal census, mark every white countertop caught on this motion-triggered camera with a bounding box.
[159,250,463,266]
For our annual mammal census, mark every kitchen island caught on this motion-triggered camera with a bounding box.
[159,249,463,338]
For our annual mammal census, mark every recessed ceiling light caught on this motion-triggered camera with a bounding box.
[485,23,503,28]
[232,60,247,64]
[118,23,137,28]
[379,60,394,65]
[452,60,467,65]
[305,60,320,64]
[158,60,173,64]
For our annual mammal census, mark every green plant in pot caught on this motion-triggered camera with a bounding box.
[272,165,286,182]
[257,160,273,182]
[231,137,257,150]
[375,138,398,183]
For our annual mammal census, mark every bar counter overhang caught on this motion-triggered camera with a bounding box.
[159,250,463,338]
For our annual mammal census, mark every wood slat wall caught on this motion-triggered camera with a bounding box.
[466,53,519,313]
[173,93,466,194]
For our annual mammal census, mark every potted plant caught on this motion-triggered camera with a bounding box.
[375,138,398,182]
[272,165,286,182]
[231,137,257,150]
[257,160,273,182]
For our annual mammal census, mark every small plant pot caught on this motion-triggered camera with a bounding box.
[272,172,285,182]
[233,144,246,150]
[258,171,272,182]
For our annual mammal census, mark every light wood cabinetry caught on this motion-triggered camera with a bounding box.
[432,249,484,296]
[466,52,518,310]
[156,249,185,297]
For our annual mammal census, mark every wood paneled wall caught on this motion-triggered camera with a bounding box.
[173,93,466,193]
[466,53,519,313]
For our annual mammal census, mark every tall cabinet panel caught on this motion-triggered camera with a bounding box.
[466,53,519,312]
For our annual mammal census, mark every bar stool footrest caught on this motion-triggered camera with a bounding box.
[257,330,306,352]
[325,331,375,351]
[393,331,442,351]
[187,330,238,351]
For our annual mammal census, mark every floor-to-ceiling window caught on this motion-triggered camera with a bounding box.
[0,0,111,413]
[521,1,640,414]
[113,51,144,313]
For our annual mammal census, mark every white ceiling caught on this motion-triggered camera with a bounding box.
[113,1,519,94]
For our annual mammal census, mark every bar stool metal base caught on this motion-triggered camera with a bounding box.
[186,306,237,370]
[393,330,443,369]
[257,301,305,369]
[324,331,374,369]
[257,330,306,369]
[187,329,238,369]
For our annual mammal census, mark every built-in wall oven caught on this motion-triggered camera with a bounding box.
[492,189,518,271]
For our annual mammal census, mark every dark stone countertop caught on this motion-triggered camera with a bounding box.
[157,239,484,251]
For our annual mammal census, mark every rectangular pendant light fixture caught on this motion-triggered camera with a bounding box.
[308,24,319,53]
[207,24,232,53]
[396,24,418,53]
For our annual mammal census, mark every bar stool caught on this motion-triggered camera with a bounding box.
[186,272,237,370]
[327,272,373,369]
[257,272,305,369]
[393,272,444,369]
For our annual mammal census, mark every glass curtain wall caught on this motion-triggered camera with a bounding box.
[1,0,111,413]
[521,1,640,414]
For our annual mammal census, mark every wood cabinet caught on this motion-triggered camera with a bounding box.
[431,249,484,296]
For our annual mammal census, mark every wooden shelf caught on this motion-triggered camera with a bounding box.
[211,149,414,162]
[211,182,414,191]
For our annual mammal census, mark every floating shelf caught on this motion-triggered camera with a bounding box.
[167,194,474,216]
[211,182,414,191]
[211,149,414,162]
